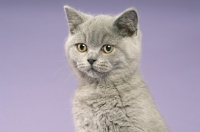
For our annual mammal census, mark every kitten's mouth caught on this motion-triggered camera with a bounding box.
[77,63,111,78]
[88,67,101,74]
[86,67,106,78]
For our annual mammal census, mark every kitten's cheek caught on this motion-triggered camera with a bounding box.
[69,51,79,62]
[76,62,91,72]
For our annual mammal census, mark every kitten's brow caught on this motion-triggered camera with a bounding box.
[101,33,108,44]
[83,32,86,43]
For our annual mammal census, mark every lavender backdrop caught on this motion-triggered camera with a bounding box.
[1,0,200,132]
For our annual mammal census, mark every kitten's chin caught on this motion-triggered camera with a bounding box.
[79,68,108,79]
[77,64,111,79]
[86,69,101,78]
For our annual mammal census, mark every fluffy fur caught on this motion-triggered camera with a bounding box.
[64,5,168,132]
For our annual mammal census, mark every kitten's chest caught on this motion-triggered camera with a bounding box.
[73,85,134,131]
[75,85,123,110]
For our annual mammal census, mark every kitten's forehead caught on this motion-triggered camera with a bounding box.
[79,15,117,47]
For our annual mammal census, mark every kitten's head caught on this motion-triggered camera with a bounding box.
[64,6,142,82]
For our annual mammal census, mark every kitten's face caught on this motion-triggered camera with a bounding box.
[64,6,141,80]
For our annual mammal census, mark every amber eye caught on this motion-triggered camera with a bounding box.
[102,44,114,54]
[77,43,87,52]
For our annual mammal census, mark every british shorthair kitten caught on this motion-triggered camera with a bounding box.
[64,5,168,132]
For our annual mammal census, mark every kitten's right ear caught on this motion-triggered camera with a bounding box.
[64,5,87,34]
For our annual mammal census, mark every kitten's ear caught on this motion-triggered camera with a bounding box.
[64,5,87,34]
[113,8,138,37]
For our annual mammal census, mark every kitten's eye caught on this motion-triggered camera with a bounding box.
[77,43,87,52]
[102,44,114,54]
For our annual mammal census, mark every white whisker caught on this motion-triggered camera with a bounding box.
[49,60,68,66]
[51,66,69,80]
[58,71,73,95]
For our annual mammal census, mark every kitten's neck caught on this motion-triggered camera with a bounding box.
[79,69,143,88]
[78,69,146,101]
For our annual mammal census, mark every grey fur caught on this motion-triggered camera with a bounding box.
[64,5,168,132]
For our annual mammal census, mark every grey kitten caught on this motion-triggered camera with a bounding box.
[64,5,168,132]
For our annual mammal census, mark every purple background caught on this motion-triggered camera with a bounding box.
[1,0,200,132]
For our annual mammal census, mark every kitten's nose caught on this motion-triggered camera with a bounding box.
[87,59,96,65]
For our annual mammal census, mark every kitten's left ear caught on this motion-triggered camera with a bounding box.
[113,8,138,37]
[64,5,88,34]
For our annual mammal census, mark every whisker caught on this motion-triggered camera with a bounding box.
[58,71,73,95]
[49,60,68,66]
[51,66,69,80]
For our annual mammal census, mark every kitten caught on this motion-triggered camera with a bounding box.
[64,5,168,132]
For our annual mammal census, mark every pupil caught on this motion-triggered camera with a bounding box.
[106,45,111,51]
[80,44,85,50]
